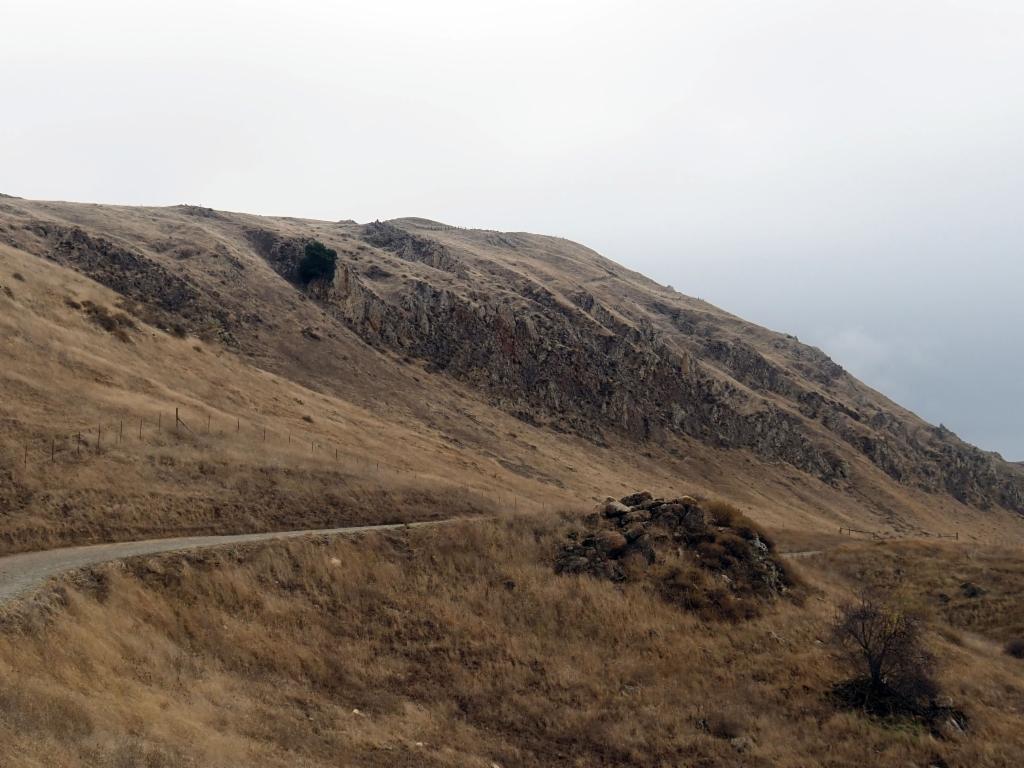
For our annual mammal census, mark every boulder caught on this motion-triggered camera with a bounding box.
[681,506,706,531]
[636,498,664,511]
[603,500,631,518]
[623,523,647,542]
[633,534,656,564]
[620,490,653,507]
[622,509,651,525]
[654,502,686,524]
[596,530,628,556]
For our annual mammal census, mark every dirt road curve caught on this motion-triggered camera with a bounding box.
[0,521,445,605]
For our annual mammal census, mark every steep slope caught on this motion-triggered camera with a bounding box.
[1,197,1022,549]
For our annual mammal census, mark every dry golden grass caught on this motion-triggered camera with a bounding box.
[0,516,1022,767]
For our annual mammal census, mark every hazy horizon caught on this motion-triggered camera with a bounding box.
[3,0,1022,460]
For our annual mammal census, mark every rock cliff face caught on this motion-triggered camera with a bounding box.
[242,218,1023,514]
[2,199,1021,517]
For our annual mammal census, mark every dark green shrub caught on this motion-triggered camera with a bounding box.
[298,240,338,284]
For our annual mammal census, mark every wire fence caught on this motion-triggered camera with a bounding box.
[5,405,535,512]
[838,526,959,541]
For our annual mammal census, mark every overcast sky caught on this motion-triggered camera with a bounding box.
[2,0,1021,459]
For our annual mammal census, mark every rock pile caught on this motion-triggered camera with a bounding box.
[555,491,794,618]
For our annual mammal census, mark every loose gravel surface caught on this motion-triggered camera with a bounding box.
[0,521,443,604]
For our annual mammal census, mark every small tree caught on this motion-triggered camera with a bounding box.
[298,240,337,285]
[832,593,937,713]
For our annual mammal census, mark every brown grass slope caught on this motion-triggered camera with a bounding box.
[1,197,1023,550]
[2,517,1023,767]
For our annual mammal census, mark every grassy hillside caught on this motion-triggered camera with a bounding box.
[1,516,1023,767]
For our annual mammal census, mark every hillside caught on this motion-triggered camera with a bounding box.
[4,198,1024,767]
[3,516,1024,767]
[1,197,1023,549]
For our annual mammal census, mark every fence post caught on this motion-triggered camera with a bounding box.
[175,408,179,435]
[208,414,211,434]
[236,418,239,433]
[51,439,55,463]
[158,413,161,433]
[77,432,81,456]
[119,419,123,445]
[263,427,266,442]
[24,445,27,468]
[139,416,143,439]
[97,424,101,453]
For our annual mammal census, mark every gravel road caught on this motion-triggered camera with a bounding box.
[0,521,443,604]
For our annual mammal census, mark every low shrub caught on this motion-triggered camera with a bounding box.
[81,300,136,342]
[1005,638,1024,659]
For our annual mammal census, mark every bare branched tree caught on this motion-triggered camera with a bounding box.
[832,593,937,710]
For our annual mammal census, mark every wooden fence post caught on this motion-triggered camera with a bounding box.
[175,408,179,435]
[51,439,55,463]
[139,416,143,439]
[119,419,123,445]
[97,424,101,453]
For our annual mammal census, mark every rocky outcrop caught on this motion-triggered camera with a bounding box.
[7,203,1021,518]
[273,220,1017,514]
[38,224,237,344]
[555,492,794,620]
[244,228,306,284]
[361,221,468,277]
[315,249,852,484]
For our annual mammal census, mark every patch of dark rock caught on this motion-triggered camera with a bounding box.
[363,265,392,280]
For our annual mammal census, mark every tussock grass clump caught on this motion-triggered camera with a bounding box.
[80,300,137,342]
